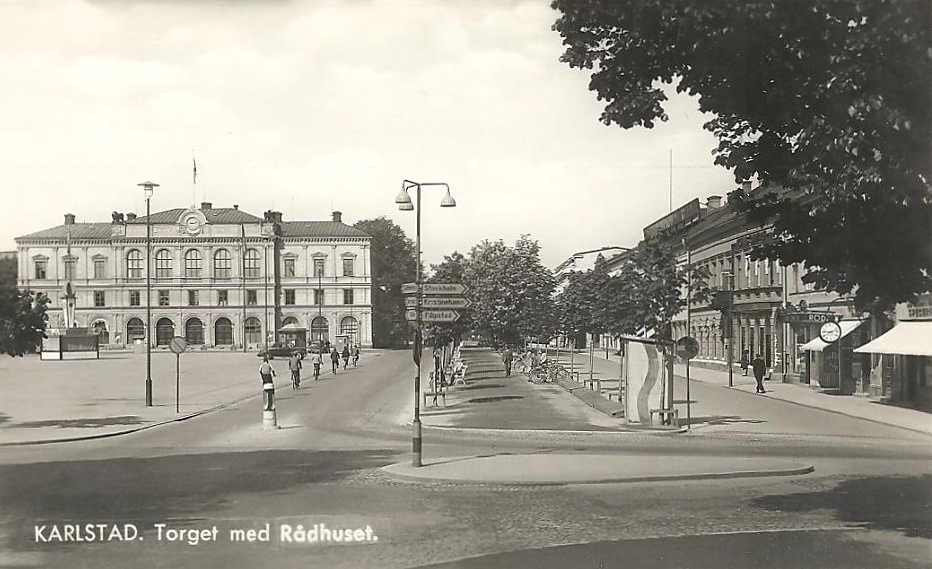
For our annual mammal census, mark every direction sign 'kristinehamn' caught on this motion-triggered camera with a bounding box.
[405,309,462,323]
[402,282,469,296]
[405,297,471,309]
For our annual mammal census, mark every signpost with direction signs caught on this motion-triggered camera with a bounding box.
[405,309,462,323]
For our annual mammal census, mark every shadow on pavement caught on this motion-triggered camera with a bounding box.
[459,384,505,391]
[0,449,398,544]
[468,396,524,404]
[682,415,767,427]
[753,474,932,538]
[7,416,146,429]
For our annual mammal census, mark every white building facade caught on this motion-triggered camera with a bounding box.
[15,204,373,349]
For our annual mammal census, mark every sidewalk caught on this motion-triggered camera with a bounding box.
[382,453,814,486]
[673,362,932,436]
[0,350,385,446]
[550,347,931,436]
[417,349,666,433]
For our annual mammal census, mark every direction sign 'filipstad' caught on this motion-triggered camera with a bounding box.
[405,309,461,323]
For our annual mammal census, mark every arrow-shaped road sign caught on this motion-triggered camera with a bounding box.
[422,283,469,295]
[405,309,461,323]
[405,296,471,309]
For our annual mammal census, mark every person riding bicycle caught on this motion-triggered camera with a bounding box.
[288,351,302,390]
[341,345,351,370]
[352,345,360,366]
[311,350,322,380]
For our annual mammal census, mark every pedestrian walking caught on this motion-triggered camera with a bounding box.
[288,352,302,389]
[330,348,340,374]
[311,350,322,380]
[503,346,514,377]
[752,354,767,393]
[352,345,360,366]
[341,345,350,369]
[259,356,276,411]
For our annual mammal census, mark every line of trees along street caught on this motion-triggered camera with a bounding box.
[552,0,932,315]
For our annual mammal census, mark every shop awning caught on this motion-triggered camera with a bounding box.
[853,321,932,357]
[800,320,864,352]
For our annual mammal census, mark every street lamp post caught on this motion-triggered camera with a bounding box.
[138,181,159,407]
[396,179,456,468]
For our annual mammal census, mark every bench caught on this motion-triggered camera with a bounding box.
[649,408,679,427]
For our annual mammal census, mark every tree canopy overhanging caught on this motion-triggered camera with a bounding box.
[552,0,932,312]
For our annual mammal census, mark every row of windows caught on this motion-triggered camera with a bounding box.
[88,289,356,307]
[119,315,360,346]
[36,251,357,280]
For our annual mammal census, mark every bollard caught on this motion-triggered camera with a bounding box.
[262,383,278,430]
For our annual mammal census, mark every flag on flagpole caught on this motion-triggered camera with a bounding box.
[193,155,197,185]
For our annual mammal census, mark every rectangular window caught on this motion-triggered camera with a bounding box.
[35,261,47,280]
[185,253,201,278]
[343,289,354,305]
[188,290,199,306]
[313,258,325,278]
[342,258,354,277]
[64,258,76,280]
[284,289,295,305]
[130,291,140,306]
[94,260,106,279]
[218,290,228,306]
[94,291,105,307]
[314,289,324,305]
[158,290,170,306]
[283,258,296,277]
[247,290,257,306]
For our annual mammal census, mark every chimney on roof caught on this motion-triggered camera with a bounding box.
[272,211,282,223]
[742,180,752,192]
[200,202,212,211]
[126,213,137,221]
[64,213,75,225]
[706,195,723,209]
[332,211,342,223]
[233,204,239,210]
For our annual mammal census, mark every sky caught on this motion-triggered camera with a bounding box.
[0,0,736,269]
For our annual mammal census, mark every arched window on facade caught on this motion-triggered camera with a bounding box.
[244,249,261,278]
[340,316,359,345]
[126,318,146,343]
[156,318,175,346]
[214,318,233,345]
[184,249,202,278]
[214,249,232,278]
[244,317,262,346]
[281,316,299,327]
[185,318,205,345]
[311,316,329,342]
[126,249,143,279]
[155,249,173,278]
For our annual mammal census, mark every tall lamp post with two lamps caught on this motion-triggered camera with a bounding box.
[138,181,159,407]
[395,180,456,468]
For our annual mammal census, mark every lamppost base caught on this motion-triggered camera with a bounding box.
[262,409,278,430]
[412,419,422,467]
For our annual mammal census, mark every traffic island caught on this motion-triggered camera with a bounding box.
[381,453,815,486]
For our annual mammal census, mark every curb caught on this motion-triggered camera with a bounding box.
[680,374,932,437]
[380,462,815,487]
[416,423,685,437]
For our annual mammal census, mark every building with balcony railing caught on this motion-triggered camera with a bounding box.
[14,204,373,350]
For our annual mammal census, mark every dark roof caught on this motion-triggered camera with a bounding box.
[281,221,369,239]
[16,223,113,241]
[131,208,263,224]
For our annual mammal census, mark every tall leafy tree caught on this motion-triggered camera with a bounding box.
[0,258,49,356]
[353,217,417,347]
[464,236,556,346]
[557,254,612,345]
[552,0,932,312]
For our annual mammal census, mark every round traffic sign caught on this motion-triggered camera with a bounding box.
[819,321,842,344]
[169,336,188,354]
[675,336,700,360]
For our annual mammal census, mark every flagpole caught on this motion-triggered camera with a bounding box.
[192,152,197,206]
